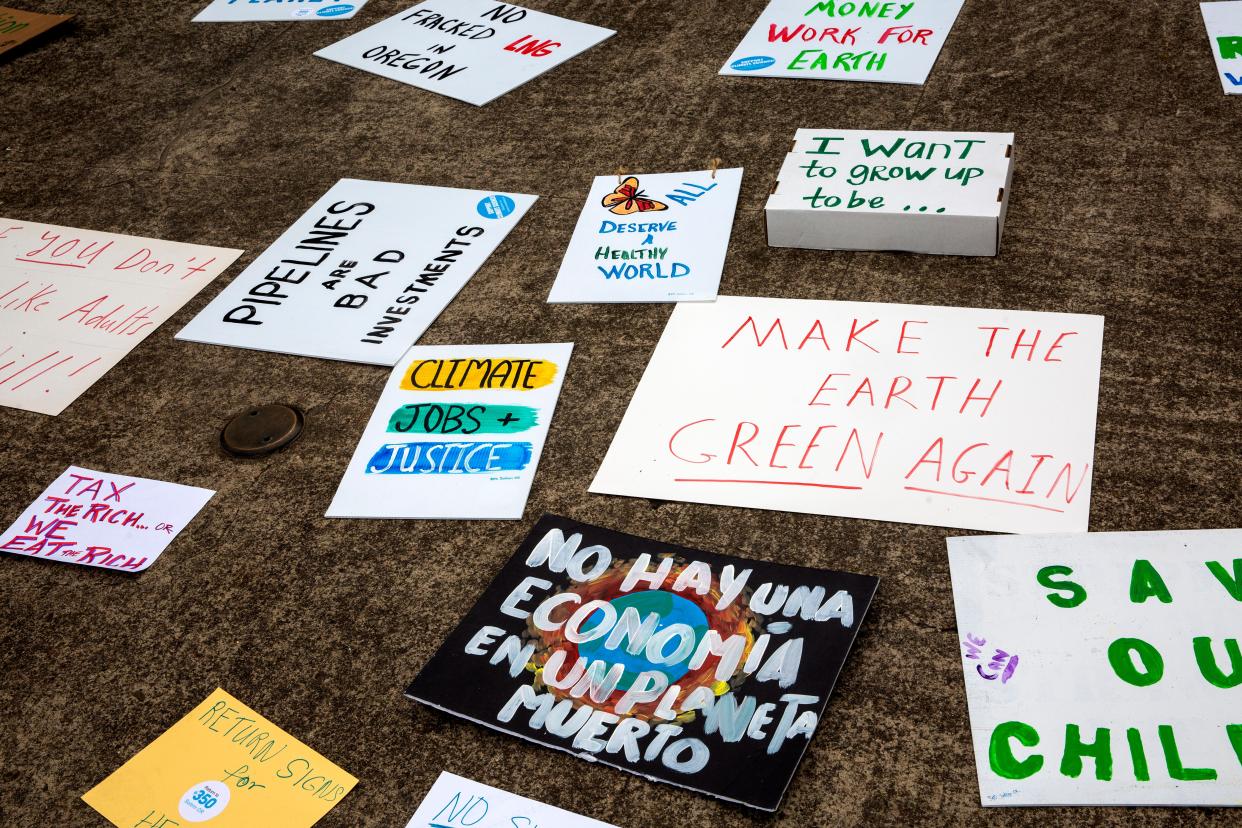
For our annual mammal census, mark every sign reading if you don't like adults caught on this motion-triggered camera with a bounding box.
[176,179,535,366]
[315,0,615,105]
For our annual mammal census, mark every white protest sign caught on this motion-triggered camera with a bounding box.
[327,342,571,519]
[548,168,743,304]
[192,0,368,22]
[767,129,1014,256]
[1202,1,1242,93]
[314,0,615,106]
[0,220,242,416]
[177,179,535,366]
[0,466,214,572]
[591,296,1104,534]
[403,772,618,828]
[948,530,1242,806]
[721,0,964,85]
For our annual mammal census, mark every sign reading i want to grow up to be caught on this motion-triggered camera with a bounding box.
[766,129,1014,256]
[948,530,1242,807]
[721,0,965,84]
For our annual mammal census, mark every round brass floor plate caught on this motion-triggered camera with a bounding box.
[221,404,304,457]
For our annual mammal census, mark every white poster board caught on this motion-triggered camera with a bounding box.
[948,530,1242,806]
[767,129,1014,256]
[404,772,618,828]
[314,0,615,106]
[327,342,572,519]
[177,179,535,366]
[720,0,965,85]
[591,296,1104,533]
[193,0,368,22]
[0,466,214,572]
[1202,1,1242,93]
[0,219,242,415]
[548,168,743,303]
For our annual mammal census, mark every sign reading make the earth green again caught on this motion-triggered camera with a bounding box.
[405,515,879,812]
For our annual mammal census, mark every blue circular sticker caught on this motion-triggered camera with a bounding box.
[477,194,516,220]
[317,4,355,17]
[730,55,776,71]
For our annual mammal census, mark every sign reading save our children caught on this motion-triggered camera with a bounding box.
[948,530,1242,807]
[721,0,965,84]
[315,0,614,105]
[548,169,744,303]
[328,343,572,519]
[177,179,535,366]
[405,515,878,811]
[591,296,1104,534]
[1201,1,1242,93]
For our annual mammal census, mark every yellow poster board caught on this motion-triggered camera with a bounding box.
[82,688,357,827]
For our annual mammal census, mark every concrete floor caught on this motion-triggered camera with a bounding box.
[1,0,1239,825]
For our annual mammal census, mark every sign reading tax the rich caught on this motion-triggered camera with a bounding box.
[177,179,535,366]
[405,515,879,811]
[948,530,1242,807]
[315,0,615,106]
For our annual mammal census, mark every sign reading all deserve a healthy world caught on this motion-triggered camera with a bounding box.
[0,5,72,55]
[547,169,744,304]
[591,296,1104,534]
[327,342,572,519]
[948,530,1242,806]
[83,688,358,826]
[767,129,1014,256]
[0,220,242,415]
[404,772,619,828]
[314,0,615,106]
[1201,1,1242,93]
[193,0,369,22]
[177,179,535,366]
[405,515,878,811]
[721,0,965,84]
[0,466,214,572]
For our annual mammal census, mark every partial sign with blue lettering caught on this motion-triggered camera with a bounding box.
[193,0,367,23]
[404,772,617,828]
[1202,1,1242,94]
[315,0,614,106]
[548,168,744,304]
[327,342,573,519]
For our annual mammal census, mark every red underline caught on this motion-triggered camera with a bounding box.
[903,485,1066,513]
[14,258,85,268]
[674,478,863,490]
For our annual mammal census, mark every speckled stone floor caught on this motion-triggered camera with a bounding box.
[1,1,1239,825]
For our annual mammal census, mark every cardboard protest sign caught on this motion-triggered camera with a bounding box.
[0,5,72,57]
[406,514,879,812]
[948,530,1242,806]
[177,179,535,366]
[404,772,619,828]
[720,0,964,85]
[193,0,369,23]
[0,466,214,573]
[83,688,357,826]
[547,169,744,304]
[327,343,571,519]
[767,129,1014,256]
[591,296,1104,534]
[0,220,242,415]
[315,0,615,106]
[1201,1,1242,93]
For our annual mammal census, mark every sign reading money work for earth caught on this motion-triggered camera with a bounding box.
[406,515,879,811]
[948,530,1242,807]
[721,0,965,85]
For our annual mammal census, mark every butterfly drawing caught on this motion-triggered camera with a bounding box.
[602,176,669,215]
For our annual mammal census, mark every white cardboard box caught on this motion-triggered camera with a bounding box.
[765,129,1014,256]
